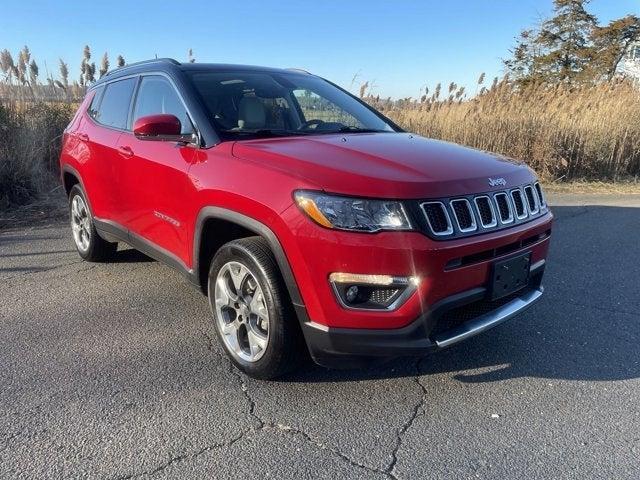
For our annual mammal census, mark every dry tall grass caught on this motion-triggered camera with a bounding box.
[1,78,639,210]
[0,100,74,209]
[371,79,640,181]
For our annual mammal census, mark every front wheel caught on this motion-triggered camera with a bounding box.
[208,237,303,380]
[68,185,117,261]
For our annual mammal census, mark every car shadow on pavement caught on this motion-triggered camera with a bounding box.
[111,248,154,263]
[283,205,640,386]
[284,303,640,385]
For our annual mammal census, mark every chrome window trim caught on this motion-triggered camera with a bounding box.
[420,201,454,236]
[473,195,498,228]
[493,192,514,224]
[449,198,477,233]
[85,70,203,147]
[510,188,528,220]
[524,185,540,215]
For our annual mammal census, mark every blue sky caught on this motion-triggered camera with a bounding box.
[1,0,637,98]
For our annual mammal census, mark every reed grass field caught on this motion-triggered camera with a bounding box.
[371,77,640,183]
[1,76,639,210]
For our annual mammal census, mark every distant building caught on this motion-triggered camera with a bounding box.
[617,41,640,81]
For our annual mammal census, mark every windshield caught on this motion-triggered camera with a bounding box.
[186,70,396,140]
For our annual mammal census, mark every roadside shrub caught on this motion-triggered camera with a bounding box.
[0,100,74,209]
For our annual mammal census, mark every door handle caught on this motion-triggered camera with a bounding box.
[78,133,89,142]
[117,145,134,158]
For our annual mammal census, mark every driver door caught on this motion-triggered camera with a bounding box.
[116,75,198,265]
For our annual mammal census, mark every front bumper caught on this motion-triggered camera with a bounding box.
[281,205,553,330]
[300,260,545,368]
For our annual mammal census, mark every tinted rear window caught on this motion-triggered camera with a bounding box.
[94,78,136,129]
[87,86,104,120]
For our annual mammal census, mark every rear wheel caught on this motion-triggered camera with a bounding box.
[69,185,117,261]
[208,237,303,379]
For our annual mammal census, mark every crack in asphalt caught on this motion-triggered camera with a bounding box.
[109,332,254,479]
[197,331,415,479]
[386,359,429,479]
[225,356,265,430]
[200,330,263,428]
[261,422,393,479]
[112,433,246,480]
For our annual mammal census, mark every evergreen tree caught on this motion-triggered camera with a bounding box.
[504,0,638,85]
[536,0,597,82]
[591,15,640,80]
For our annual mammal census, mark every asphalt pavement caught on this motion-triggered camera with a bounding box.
[0,193,639,479]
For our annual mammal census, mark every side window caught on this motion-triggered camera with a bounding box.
[87,86,104,120]
[132,76,194,134]
[95,78,136,129]
[293,89,363,128]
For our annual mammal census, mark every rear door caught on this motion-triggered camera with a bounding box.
[116,74,198,265]
[84,77,138,224]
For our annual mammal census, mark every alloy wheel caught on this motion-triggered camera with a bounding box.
[71,194,91,252]
[214,261,270,363]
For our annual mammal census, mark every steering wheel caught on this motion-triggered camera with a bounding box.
[298,119,325,131]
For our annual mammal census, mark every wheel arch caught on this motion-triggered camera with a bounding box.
[61,165,96,216]
[63,169,80,196]
[193,207,305,312]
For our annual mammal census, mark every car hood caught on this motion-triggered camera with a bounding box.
[231,132,536,198]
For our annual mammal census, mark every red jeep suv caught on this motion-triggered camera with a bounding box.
[60,59,552,379]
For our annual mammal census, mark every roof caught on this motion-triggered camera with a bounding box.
[94,58,311,87]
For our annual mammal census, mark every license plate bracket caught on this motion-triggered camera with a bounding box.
[490,252,531,300]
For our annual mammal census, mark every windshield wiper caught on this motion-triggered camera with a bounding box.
[225,129,310,138]
[330,126,389,134]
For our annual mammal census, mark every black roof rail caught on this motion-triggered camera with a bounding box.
[105,58,181,76]
[286,67,311,74]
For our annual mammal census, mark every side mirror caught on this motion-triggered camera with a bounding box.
[133,114,196,144]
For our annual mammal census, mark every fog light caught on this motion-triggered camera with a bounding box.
[345,285,359,303]
[329,272,420,311]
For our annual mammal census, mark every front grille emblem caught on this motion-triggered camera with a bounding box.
[488,177,507,187]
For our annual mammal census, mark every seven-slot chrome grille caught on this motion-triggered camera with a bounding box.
[419,182,547,239]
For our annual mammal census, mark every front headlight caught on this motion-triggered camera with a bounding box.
[294,190,412,232]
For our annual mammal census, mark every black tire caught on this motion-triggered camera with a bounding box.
[68,185,117,262]
[207,237,304,380]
